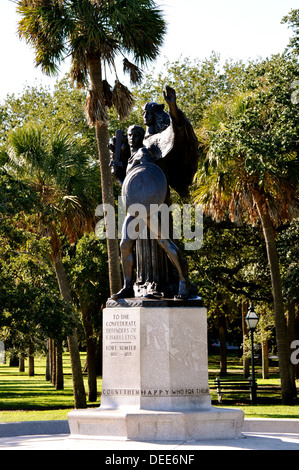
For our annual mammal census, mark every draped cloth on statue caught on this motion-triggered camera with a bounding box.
[133,109,199,298]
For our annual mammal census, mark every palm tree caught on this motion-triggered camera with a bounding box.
[194,57,299,404]
[16,0,166,295]
[6,124,100,408]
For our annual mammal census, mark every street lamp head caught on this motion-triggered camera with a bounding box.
[245,304,259,331]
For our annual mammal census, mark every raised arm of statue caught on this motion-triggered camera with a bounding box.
[163,85,180,125]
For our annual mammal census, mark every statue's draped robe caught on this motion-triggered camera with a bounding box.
[133,109,199,297]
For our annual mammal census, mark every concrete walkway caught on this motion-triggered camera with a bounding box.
[0,419,298,450]
[0,431,299,450]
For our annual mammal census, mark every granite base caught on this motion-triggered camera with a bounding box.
[68,407,244,441]
[69,302,244,441]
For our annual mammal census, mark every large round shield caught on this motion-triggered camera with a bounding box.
[122,162,167,216]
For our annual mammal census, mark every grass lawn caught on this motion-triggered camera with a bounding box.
[0,353,101,422]
[0,352,298,422]
[209,354,299,419]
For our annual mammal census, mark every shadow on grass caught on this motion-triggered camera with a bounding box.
[0,377,75,410]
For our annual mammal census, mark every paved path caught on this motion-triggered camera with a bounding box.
[0,419,298,450]
[0,432,299,450]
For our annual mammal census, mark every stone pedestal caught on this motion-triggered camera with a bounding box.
[68,300,244,441]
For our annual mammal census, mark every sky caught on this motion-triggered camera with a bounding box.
[0,0,297,102]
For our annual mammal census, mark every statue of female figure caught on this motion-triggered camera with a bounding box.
[110,86,199,300]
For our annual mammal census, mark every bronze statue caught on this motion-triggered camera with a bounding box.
[109,86,199,301]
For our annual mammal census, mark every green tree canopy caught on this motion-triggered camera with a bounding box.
[16,0,167,296]
[194,53,299,404]
[282,9,299,56]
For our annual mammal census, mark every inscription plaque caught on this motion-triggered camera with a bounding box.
[104,311,138,358]
[100,306,212,411]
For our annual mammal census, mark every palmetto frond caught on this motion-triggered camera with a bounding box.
[19,0,58,7]
[7,125,47,178]
[16,0,166,123]
[17,1,68,75]
[102,79,113,108]
[84,89,108,126]
[123,58,143,85]
[112,80,134,121]
[194,87,299,227]
[6,124,99,241]
[70,59,89,88]
[110,0,166,65]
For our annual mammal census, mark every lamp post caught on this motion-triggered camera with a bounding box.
[245,304,259,405]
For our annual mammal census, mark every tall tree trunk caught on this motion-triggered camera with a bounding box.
[46,340,51,381]
[262,339,269,380]
[19,354,25,373]
[252,189,294,404]
[55,342,64,391]
[51,339,56,387]
[81,305,97,402]
[219,315,227,377]
[28,341,34,377]
[88,57,122,296]
[54,254,86,409]
[46,338,52,382]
